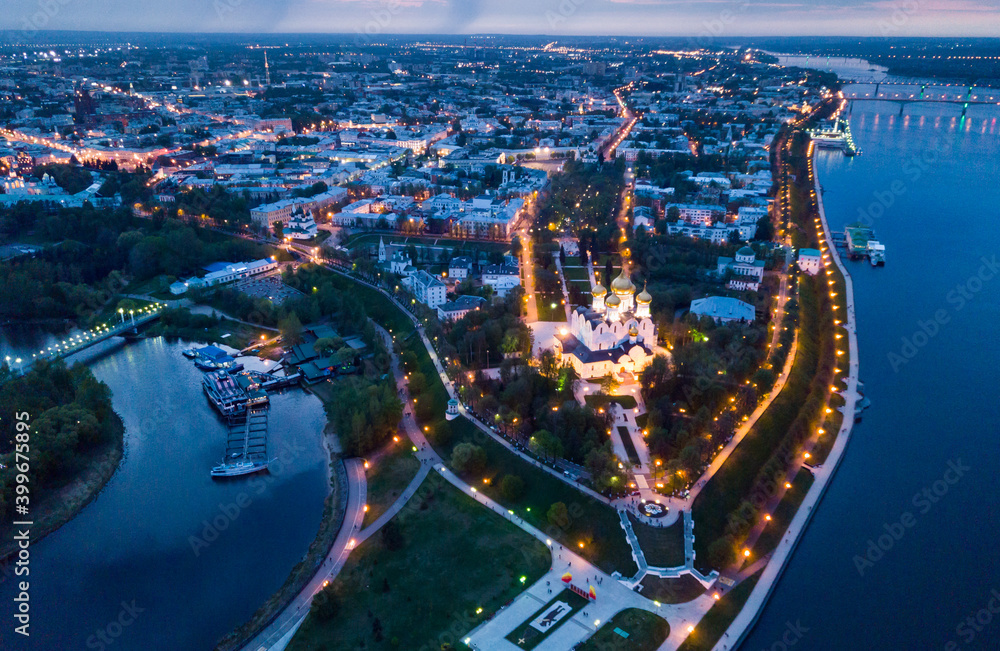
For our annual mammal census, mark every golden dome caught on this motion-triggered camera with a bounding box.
[629,324,639,336]
[605,293,621,307]
[636,283,652,304]
[592,283,607,297]
[610,268,635,293]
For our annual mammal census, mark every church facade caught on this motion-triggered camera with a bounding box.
[553,266,658,380]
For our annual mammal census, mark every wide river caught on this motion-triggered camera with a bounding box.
[0,336,329,650]
[744,94,1000,648]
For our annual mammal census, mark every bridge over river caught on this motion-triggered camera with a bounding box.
[7,303,166,378]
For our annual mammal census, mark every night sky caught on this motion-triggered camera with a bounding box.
[1,0,998,37]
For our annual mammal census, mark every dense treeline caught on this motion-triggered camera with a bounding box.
[202,263,368,333]
[427,289,532,369]
[542,158,626,251]
[639,312,770,481]
[0,202,272,321]
[0,361,119,520]
[324,377,403,457]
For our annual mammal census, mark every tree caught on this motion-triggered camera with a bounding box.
[547,502,570,530]
[500,475,525,502]
[529,429,563,462]
[279,313,303,345]
[604,259,613,287]
[451,442,487,475]
[313,336,345,356]
[599,374,620,395]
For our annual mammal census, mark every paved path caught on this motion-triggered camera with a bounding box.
[552,252,573,321]
[518,226,539,323]
[240,458,366,651]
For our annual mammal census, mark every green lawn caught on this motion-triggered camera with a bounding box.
[618,426,641,466]
[676,571,761,651]
[638,574,706,604]
[562,266,592,282]
[288,478,551,651]
[535,294,567,322]
[629,514,686,568]
[437,417,639,577]
[578,608,670,651]
[505,589,590,649]
[584,394,638,411]
[691,276,833,571]
[750,468,814,558]
[362,443,421,528]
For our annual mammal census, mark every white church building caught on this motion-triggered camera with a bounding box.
[554,265,658,380]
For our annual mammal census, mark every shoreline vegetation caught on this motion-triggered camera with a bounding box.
[0,413,124,561]
[0,361,126,561]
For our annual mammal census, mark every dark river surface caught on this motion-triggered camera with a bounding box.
[0,335,329,650]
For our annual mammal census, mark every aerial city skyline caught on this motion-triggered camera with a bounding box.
[2,0,1000,37]
[0,4,998,651]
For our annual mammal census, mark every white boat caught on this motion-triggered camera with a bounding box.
[211,459,268,478]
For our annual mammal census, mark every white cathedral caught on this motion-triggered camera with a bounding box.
[554,265,658,380]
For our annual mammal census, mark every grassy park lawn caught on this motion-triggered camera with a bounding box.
[628,514,686,568]
[535,294,567,322]
[288,478,551,651]
[362,443,421,528]
[676,571,761,651]
[562,266,592,282]
[504,589,590,649]
[578,608,670,650]
[750,468,814,558]
[639,574,706,604]
[438,417,638,577]
[584,393,638,411]
[617,426,641,466]
[691,277,831,570]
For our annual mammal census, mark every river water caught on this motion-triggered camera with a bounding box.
[742,96,1000,648]
[0,336,329,650]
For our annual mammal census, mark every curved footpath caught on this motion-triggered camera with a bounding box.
[707,154,862,651]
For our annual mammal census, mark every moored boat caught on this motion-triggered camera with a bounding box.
[210,459,268,478]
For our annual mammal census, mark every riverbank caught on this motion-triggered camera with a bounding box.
[714,149,862,651]
[0,413,124,561]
